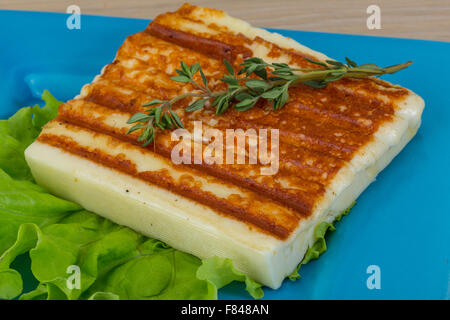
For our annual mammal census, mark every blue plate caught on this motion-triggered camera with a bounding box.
[1,10,449,300]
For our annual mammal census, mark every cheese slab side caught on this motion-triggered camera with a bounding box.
[24,4,424,289]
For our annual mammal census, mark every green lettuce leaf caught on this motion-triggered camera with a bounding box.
[0,169,81,255]
[0,90,354,300]
[0,91,259,300]
[288,202,355,281]
[1,215,216,300]
[0,156,218,300]
[0,90,61,181]
[197,256,264,299]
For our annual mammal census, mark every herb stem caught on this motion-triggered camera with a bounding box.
[128,57,412,146]
[168,92,209,104]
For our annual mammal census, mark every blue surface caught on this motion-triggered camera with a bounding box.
[0,10,449,300]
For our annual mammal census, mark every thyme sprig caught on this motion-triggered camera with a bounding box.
[127,57,412,146]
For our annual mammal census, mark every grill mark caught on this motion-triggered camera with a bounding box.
[83,77,379,161]
[116,32,227,76]
[56,108,320,215]
[100,60,188,94]
[231,106,376,136]
[80,91,350,176]
[335,77,409,101]
[251,36,341,71]
[109,45,391,135]
[82,85,371,162]
[37,130,297,239]
[81,83,354,165]
[78,50,395,200]
[117,31,403,118]
[204,111,361,159]
[186,119,345,182]
[92,34,397,149]
[83,79,183,114]
[95,55,391,132]
[84,84,142,114]
[286,102,377,132]
[287,88,395,128]
[37,4,409,240]
[146,23,252,62]
[62,98,344,187]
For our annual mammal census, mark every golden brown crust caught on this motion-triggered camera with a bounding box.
[37,123,300,239]
[39,3,411,239]
[146,23,253,61]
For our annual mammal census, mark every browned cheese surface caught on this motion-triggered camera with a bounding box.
[38,4,409,239]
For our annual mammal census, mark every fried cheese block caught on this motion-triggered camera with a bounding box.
[25,4,424,288]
